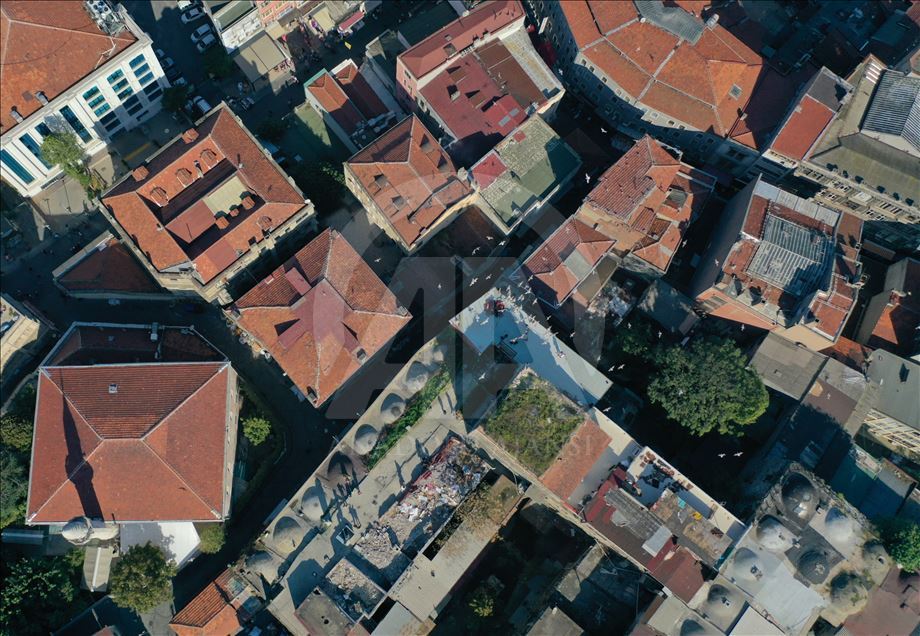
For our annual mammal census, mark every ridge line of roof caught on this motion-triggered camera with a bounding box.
[1,11,133,42]
[28,430,104,522]
[140,363,229,443]
[43,360,227,370]
[140,429,223,519]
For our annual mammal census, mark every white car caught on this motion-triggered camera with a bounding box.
[192,95,212,114]
[195,33,217,52]
[180,7,204,23]
[190,23,212,43]
[155,49,175,70]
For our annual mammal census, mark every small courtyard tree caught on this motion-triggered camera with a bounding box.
[162,85,190,114]
[242,416,272,446]
[881,519,920,572]
[40,132,101,197]
[203,47,234,78]
[109,543,175,612]
[197,523,225,554]
[648,337,768,436]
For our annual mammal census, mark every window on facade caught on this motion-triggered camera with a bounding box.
[137,72,155,86]
[83,87,100,100]
[132,62,150,77]
[94,103,111,117]
[103,120,122,133]
[1,149,34,184]
[111,78,130,93]
[19,133,51,168]
[59,106,91,142]
[129,54,146,69]
[107,69,125,83]
[87,94,107,108]
[144,84,163,100]
[36,123,51,137]
[117,86,134,100]
[126,100,143,116]
[100,112,118,126]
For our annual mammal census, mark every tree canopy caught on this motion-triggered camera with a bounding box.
[203,47,234,78]
[108,543,175,612]
[0,555,82,635]
[40,132,101,196]
[197,523,225,554]
[0,413,33,453]
[881,519,920,573]
[242,416,272,446]
[162,85,190,114]
[648,337,769,436]
[0,448,28,529]
[287,161,346,214]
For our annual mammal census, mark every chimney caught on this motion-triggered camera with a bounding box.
[182,128,200,143]
[241,195,255,210]
[10,108,23,123]
[229,205,240,217]
[35,91,48,105]
[133,165,149,181]
[150,187,168,207]
[216,216,230,229]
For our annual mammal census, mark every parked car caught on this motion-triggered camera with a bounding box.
[190,24,212,43]
[187,95,212,115]
[155,49,175,71]
[165,66,182,82]
[195,33,217,52]
[180,7,204,23]
[177,0,195,9]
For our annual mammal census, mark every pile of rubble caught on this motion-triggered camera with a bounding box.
[324,559,384,620]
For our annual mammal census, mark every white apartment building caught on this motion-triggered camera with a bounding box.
[0,1,168,198]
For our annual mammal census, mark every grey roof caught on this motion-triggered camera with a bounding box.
[867,351,920,429]
[528,606,584,636]
[806,68,853,112]
[748,215,834,297]
[750,333,825,399]
[637,279,699,335]
[861,71,920,153]
[633,0,704,45]
[366,30,404,81]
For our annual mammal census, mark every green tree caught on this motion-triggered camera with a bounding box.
[468,584,495,618]
[203,47,234,78]
[608,318,660,362]
[0,413,33,453]
[162,85,190,114]
[288,161,347,213]
[256,119,287,144]
[40,132,102,197]
[0,555,79,635]
[648,338,768,436]
[881,519,920,572]
[197,523,225,554]
[0,448,28,529]
[243,417,272,446]
[108,543,176,612]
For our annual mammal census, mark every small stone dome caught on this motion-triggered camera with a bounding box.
[862,541,889,568]
[703,584,740,619]
[62,518,92,543]
[824,508,854,542]
[272,516,306,555]
[404,361,431,392]
[797,550,830,584]
[247,551,279,583]
[325,452,354,489]
[429,343,447,364]
[680,619,707,636]
[756,515,795,552]
[731,548,764,583]
[300,487,326,521]
[781,472,818,521]
[830,573,866,612]
[380,393,405,424]
[353,424,379,455]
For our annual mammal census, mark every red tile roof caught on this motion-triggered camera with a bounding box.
[562,1,763,138]
[579,136,713,273]
[347,116,471,248]
[307,70,368,136]
[56,239,162,294]
[170,569,245,636]
[769,94,837,161]
[28,328,233,523]
[334,61,388,120]
[398,0,524,80]
[866,258,920,356]
[233,229,410,405]
[0,1,136,132]
[522,217,614,307]
[103,106,307,284]
[540,419,612,501]
[844,567,920,636]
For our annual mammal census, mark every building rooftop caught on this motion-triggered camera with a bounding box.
[472,115,581,230]
[347,115,471,248]
[843,567,920,636]
[706,178,862,342]
[767,67,853,162]
[750,333,826,401]
[579,136,715,273]
[55,237,161,295]
[866,350,919,429]
[233,228,410,406]
[103,105,309,285]
[528,606,584,636]
[808,59,920,208]
[170,569,253,636]
[398,0,524,80]
[27,323,234,524]
[397,1,459,48]
[567,0,764,141]
[521,217,614,309]
[0,0,137,132]
[861,257,920,357]
[306,69,370,136]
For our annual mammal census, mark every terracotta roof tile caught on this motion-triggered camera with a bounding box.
[770,94,836,161]
[103,106,307,284]
[540,419,612,501]
[307,70,367,136]
[334,62,388,120]
[28,334,233,523]
[234,229,410,405]
[583,40,651,97]
[170,569,244,636]
[560,0,602,48]
[0,1,136,132]
[347,116,470,248]
[57,239,161,294]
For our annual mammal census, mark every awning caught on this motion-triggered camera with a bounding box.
[233,32,288,83]
[337,10,364,32]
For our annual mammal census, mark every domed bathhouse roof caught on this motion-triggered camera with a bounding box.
[61,517,92,544]
[679,619,708,636]
[353,424,379,455]
[756,515,796,552]
[403,361,431,392]
[429,343,447,364]
[272,515,306,555]
[797,550,830,585]
[300,487,326,521]
[781,472,818,522]
[824,507,855,543]
[246,551,279,583]
[830,572,865,608]
[702,584,742,621]
[380,393,405,424]
[729,548,764,583]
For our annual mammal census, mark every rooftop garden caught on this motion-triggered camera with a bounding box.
[482,373,582,475]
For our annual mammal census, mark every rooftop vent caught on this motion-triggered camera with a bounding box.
[729,84,743,99]
[176,168,193,186]
[108,383,118,394]
[216,216,230,229]
[242,195,255,209]
[10,108,23,123]
[35,91,48,105]
[133,165,149,181]
[182,128,200,143]
[150,187,168,206]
